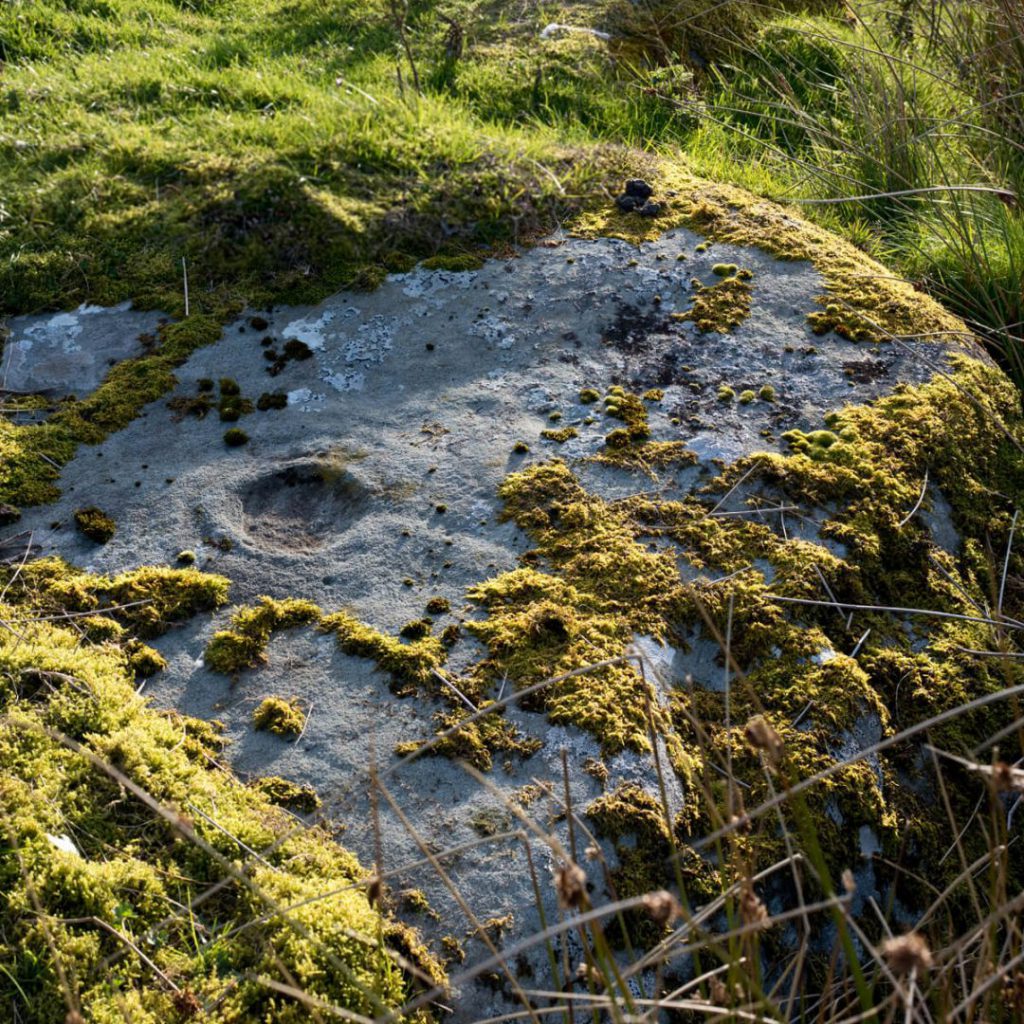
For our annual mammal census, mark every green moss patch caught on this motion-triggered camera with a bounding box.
[205,596,321,675]
[73,506,116,544]
[319,611,446,696]
[673,276,753,334]
[253,695,306,736]
[250,775,321,814]
[0,560,440,1020]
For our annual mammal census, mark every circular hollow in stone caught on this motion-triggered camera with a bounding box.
[241,460,372,552]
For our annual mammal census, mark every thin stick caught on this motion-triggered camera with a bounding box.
[999,509,1019,617]
[766,594,1024,631]
[896,468,929,528]
[182,257,189,317]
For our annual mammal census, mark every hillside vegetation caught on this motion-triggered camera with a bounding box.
[2,1,1024,1022]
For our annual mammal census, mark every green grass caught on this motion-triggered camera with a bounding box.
[687,1,1024,383]
[0,0,652,317]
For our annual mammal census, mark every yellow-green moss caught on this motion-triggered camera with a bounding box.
[420,252,485,272]
[396,701,541,772]
[0,562,439,1021]
[431,348,1024,909]
[464,464,683,755]
[540,426,578,443]
[319,611,446,696]
[250,775,321,813]
[0,557,230,639]
[205,597,321,675]
[588,783,715,946]
[253,695,306,737]
[73,507,116,544]
[673,276,752,334]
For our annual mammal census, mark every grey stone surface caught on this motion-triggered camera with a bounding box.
[8,228,975,1017]
[2,302,164,395]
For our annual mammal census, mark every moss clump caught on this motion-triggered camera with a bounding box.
[166,393,213,420]
[127,641,168,678]
[0,557,230,640]
[396,701,541,771]
[513,440,530,454]
[717,385,735,401]
[73,506,116,544]
[738,389,756,404]
[591,384,696,469]
[603,385,650,440]
[176,549,196,565]
[425,596,451,615]
[256,390,288,411]
[540,426,578,443]
[420,252,485,272]
[712,262,738,276]
[674,276,753,333]
[759,384,776,401]
[223,428,249,447]
[588,784,714,946]
[219,378,241,396]
[319,611,446,695]
[399,888,434,916]
[593,439,698,471]
[464,463,683,754]
[399,618,433,640]
[205,596,321,675]
[253,695,306,736]
[218,394,254,422]
[197,377,215,392]
[0,559,436,1020]
[579,388,601,404]
[250,775,321,814]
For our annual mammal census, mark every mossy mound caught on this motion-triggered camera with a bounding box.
[253,695,306,736]
[73,506,116,544]
[0,561,442,1021]
[319,611,446,696]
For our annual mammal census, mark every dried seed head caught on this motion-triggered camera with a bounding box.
[842,868,857,895]
[554,860,587,910]
[739,883,770,930]
[882,932,932,975]
[641,889,682,926]
[584,844,600,861]
[991,761,1024,792]
[365,875,383,907]
[744,714,784,763]
[708,977,730,1005]
[575,961,605,988]
[729,812,752,834]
